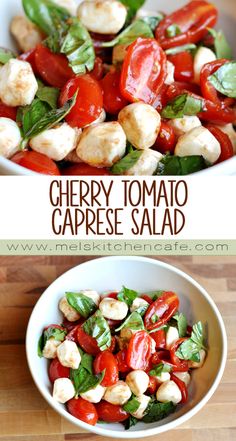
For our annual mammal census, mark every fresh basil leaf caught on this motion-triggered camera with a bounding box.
[123,396,140,413]
[208,61,236,98]
[117,286,138,306]
[22,0,70,35]
[162,93,203,119]
[37,334,44,357]
[124,415,139,430]
[36,83,59,109]
[165,44,197,55]
[142,401,176,423]
[110,150,143,175]
[126,142,134,154]
[115,311,144,332]
[208,28,232,59]
[166,24,181,38]
[83,310,111,351]
[176,321,206,361]
[38,326,67,357]
[120,0,146,22]
[156,155,207,176]
[19,98,50,137]
[0,47,15,64]
[141,14,164,31]
[149,362,172,376]
[102,19,153,48]
[173,312,187,338]
[70,365,105,395]
[146,290,164,301]
[66,292,97,318]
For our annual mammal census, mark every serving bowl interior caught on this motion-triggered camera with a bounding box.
[26,256,227,438]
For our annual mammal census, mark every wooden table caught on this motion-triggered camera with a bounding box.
[0,256,235,441]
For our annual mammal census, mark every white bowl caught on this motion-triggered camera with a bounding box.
[26,256,227,438]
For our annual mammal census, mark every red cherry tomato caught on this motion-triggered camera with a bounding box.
[168,51,194,82]
[115,350,130,373]
[155,1,218,49]
[11,151,60,175]
[200,59,235,107]
[169,338,189,372]
[77,327,100,356]
[141,294,153,305]
[35,44,74,88]
[101,71,128,114]
[0,101,17,120]
[19,48,38,75]
[206,125,234,163]
[59,74,103,128]
[151,350,172,366]
[171,373,188,403]
[154,121,176,154]
[120,38,167,105]
[144,292,179,331]
[165,81,201,100]
[93,351,119,387]
[49,358,70,383]
[107,292,118,299]
[66,324,81,341]
[90,57,104,81]
[151,329,166,349]
[147,376,158,394]
[108,336,116,353]
[96,401,129,423]
[126,330,152,370]
[67,397,98,426]
[63,163,111,176]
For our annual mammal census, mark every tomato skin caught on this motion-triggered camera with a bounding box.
[169,338,189,372]
[126,330,152,370]
[108,336,116,353]
[154,121,176,154]
[11,151,60,175]
[77,327,100,356]
[115,350,130,373]
[141,294,153,305]
[151,329,166,349]
[63,163,111,176]
[101,71,128,114]
[35,44,74,88]
[66,324,81,341]
[171,373,188,403]
[168,52,194,82]
[120,38,167,105]
[96,401,129,423]
[67,398,98,426]
[49,358,70,383]
[155,1,218,49]
[206,125,234,163]
[90,57,104,81]
[93,351,119,387]
[147,376,158,394]
[19,48,38,75]
[144,292,179,331]
[0,101,17,120]
[59,74,103,128]
[200,59,235,107]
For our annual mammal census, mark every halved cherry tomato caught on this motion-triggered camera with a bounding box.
[120,38,167,105]
[77,327,100,356]
[63,163,111,176]
[49,358,70,383]
[0,101,17,120]
[151,350,172,367]
[59,74,103,128]
[19,48,38,75]
[90,57,104,81]
[169,338,189,372]
[126,330,152,370]
[141,294,153,305]
[147,376,158,395]
[65,324,81,341]
[155,1,218,49]
[93,351,119,387]
[165,81,201,101]
[171,373,188,403]
[200,59,235,107]
[35,44,74,88]
[101,71,128,114]
[151,329,166,349]
[168,51,194,82]
[67,397,98,426]
[107,292,118,299]
[115,350,130,373]
[206,125,234,163]
[96,401,129,423]
[144,292,179,331]
[154,121,176,154]
[11,151,60,175]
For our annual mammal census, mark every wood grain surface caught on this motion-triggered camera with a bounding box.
[0,256,235,441]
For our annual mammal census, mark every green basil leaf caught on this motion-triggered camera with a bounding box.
[22,0,70,35]
[141,14,164,31]
[176,321,206,361]
[36,82,60,109]
[208,28,232,59]
[146,290,164,301]
[115,311,144,332]
[156,155,207,176]
[110,150,143,175]
[19,98,50,137]
[166,24,181,38]
[0,47,16,64]
[38,326,67,357]
[102,19,153,48]
[123,396,140,413]
[124,415,139,430]
[149,362,172,376]
[117,286,138,306]
[37,334,44,357]
[83,310,111,351]
[66,292,97,318]
[172,312,187,338]
[161,93,203,119]
[165,44,197,55]
[120,0,146,22]
[208,61,236,98]
[70,365,105,395]
[142,401,176,423]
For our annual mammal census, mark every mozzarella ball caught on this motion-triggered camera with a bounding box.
[0,118,21,158]
[193,47,216,84]
[189,349,206,368]
[80,289,100,306]
[0,59,38,107]
[52,0,77,15]
[53,378,75,404]
[10,16,43,52]
[99,298,128,320]
[57,340,81,369]
[156,380,182,404]
[30,123,80,161]
[125,150,163,176]
[59,296,81,322]
[168,116,201,138]
[84,109,106,128]
[104,381,132,405]
[154,372,171,383]
[130,394,151,419]
[130,297,149,313]
[166,326,179,350]
[42,338,62,359]
[214,124,236,154]
[76,122,126,168]
[80,384,106,403]
[118,103,161,150]
[136,9,161,18]
[126,370,149,396]
[175,126,221,164]
[174,372,191,387]
[77,0,127,34]
[165,61,175,85]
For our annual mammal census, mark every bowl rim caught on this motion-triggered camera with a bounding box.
[25,256,228,438]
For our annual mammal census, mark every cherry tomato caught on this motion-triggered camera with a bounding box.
[101,71,128,114]
[93,351,119,387]
[19,48,38,75]
[200,59,235,107]
[35,44,74,88]
[63,163,111,176]
[206,125,234,163]
[126,330,152,370]
[11,151,60,175]
[67,397,98,426]
[90,57,104,81]
[141,294,153,305]
[96,401,129,423]
[151,329,166,349]
[115,350,130,373]
[199,99,236,124]
[59,74,103,128]
[147,376,158,394]
[120,38,167,105]
[151,350,172,366]
[49,358,70,383]
[168,51,194,82]
[77,327,100,356]
[153,84,170,111]
[171,373,188,403]
[0,101,17,120]
[66,324,81,341]
[108,336,116,353]
[155,1,218,49]
[144,292,179,331]
[107,292,118,299]
[91,32,114,63]
[154,121,176,154]
[169,338,189,372]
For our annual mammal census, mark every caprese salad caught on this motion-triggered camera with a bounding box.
[38,288,207,428]
[0,0,235,175]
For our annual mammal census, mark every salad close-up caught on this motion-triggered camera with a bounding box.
[38,287,207,429]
